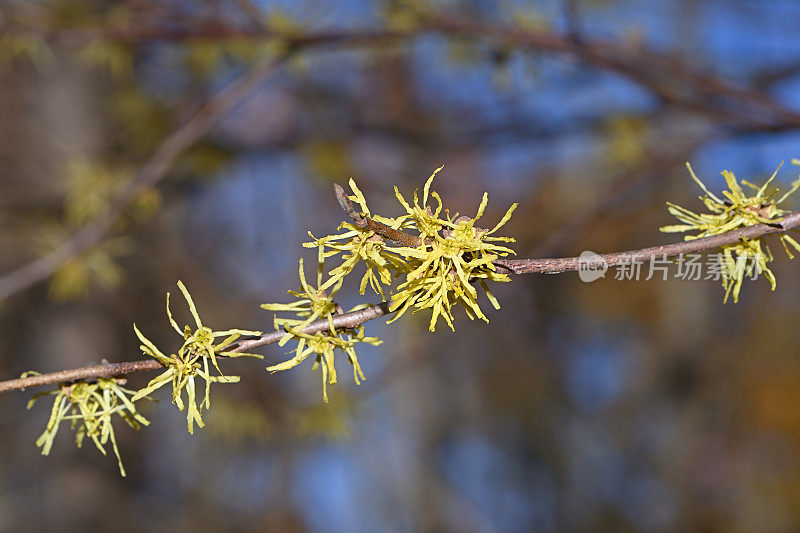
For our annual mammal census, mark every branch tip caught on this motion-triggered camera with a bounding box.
[334,183,363,224]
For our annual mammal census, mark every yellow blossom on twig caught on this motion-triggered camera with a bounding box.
[27,376,150,476]
[132,281,262,433]
[261,256,381,402]
[661,161,800,302]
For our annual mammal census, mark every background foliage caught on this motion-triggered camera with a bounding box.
[3,0,800,531]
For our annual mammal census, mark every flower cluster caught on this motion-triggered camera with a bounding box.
[26,376,150,476]
[385,168,517,331]
[26,167,519,473]
[262,167,516,399]
[304,179,410,298]
[132,281,262,433]
[661,161,800,302]
[309,167,517,331]
[261,255,381,402]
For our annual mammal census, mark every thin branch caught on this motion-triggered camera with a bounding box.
[12,15,800,130]
[334,183,365,224]
[0,303,391,394]
[335,184,423,247]
[752,58,800,88]
[0,360,163,394]
[562,0,583,43]
[332,181,800,275]
[428,18,800,131]
[230,0,267,29]
[495,211,800,274]
[3,208,800,394]
[0,55,284,300]
[230,302,391,352]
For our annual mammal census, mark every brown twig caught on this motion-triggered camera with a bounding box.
[2,205,800,394]
[334,184,423,247]
[335,179,800,274]
[0,360,163,394]
[494,211,800,274]
[427,18,800,131]
[230,302,391,352]
[0,55,284,300]
[230,0,267,29]
[11,15,800,130]
[752,58,800,89]
[0,302,391,394]
[334,182,800,275]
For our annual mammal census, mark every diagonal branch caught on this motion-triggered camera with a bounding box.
[4,15,800,298]
[0,360,164,394]
[3,188,800,395]
[339,182,800,274]
[0,55,283,300]
[0,302,391,394]
[334,184,422,247]
[18,16,800,130]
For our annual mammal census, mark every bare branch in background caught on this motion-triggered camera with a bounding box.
[0,55,284,300]
[2,12,799,300]
[752,58,800,88]
[10,15,800,130]
[562,0,583,42]
[230,0,268,29]
[532,131,718,257]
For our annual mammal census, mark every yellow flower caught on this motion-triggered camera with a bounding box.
[387,167,517,331]
[132,281,262,433]
[662,161,800,302]
[27,377,150,476]
[261,257,382,402]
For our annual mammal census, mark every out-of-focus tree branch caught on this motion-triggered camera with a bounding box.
[3,12,800,297]
[531,130,719,257]
[10,15,800,130]
[752,59,800,89]
[0,55,284,300]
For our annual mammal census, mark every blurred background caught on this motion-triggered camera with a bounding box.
[3,0,800,531]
